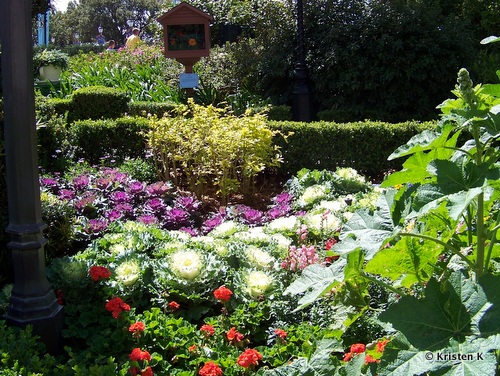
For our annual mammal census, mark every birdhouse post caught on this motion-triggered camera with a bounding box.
[157,3,213,91]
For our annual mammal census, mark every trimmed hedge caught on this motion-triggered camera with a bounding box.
[269,120,436,178]
[67,117,150,165]
[68,86,129,123]
[127,101,179,118]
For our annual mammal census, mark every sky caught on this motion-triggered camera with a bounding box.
[53,0,74,12]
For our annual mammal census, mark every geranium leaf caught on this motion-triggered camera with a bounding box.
[379,272,488,351]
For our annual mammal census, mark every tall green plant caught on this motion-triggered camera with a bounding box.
[284,67,500,374]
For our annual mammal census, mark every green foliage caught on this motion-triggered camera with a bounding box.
[305,0,477,121]
[50,0,163,48]
[0,320,58,374]
[270,120,435,178]
[33,49,70,73]
[68,86,130,122]
[147,100,282,201]
[118,158,158,184]
[41,191,76,261]
[67,117,150,165]
[127,101,179,118]
[285,67,500,374]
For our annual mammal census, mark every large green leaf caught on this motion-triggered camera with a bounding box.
[388,123,456,160]
[378,333,500,376]
[263,339,342,376]
[333,194,396,260]
[379,272,489,351]
[284,260,346,311]
[365,235,443,288]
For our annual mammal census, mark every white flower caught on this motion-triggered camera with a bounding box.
[245,270,273,298]
[210,220,241,238]
[170,250,203,280]
[267,216,299,233]
[115,260,141,286]
[169,230,192,241]
[234,227,270,243]
[270,234,292,250]
[306,212,341,233]
[316,199,346,213]
[297,185,328,207]
[336,167,366,183]
[246,246,275,269]
[109,243,126,255]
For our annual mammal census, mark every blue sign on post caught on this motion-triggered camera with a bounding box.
[179,73,199,88]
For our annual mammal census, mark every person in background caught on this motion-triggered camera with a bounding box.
[125,28,141,51]
[106,40,116,51]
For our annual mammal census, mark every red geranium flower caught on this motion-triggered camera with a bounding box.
[200,324,215,336]
[350,343,366,354]
[343,352,353,362]
[89,265,112,282]
[274,329,287,339]
[376,339,389,353]
[105,297,130,318]
[141,366,154,376]
[237,348,262,368]
[199,361,223,376]
[168,301,180,311]
[213,286,233,302]
[188,344,197,352]
[129,347,152,362]
[364,354,380,365]
[129,322,145,334]
[226,327,244,343]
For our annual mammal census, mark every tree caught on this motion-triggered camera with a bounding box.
[51,0,164,47]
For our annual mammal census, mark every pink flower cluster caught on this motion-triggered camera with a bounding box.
[281,244,319,271]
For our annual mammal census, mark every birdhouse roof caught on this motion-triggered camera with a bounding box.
[157,3,214,25]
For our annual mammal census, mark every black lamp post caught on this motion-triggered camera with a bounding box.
[292,0,312,122]
[1,0,63,354]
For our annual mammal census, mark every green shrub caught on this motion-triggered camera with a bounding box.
[41,191,76,261]
[249,105,292,121]
[127,101,179,118]
[270,120,436,178]
[67,117,150,165]
[68,86,130,122]
[147,100,282,202]
[37,115,71,172]
[118,157,158,183]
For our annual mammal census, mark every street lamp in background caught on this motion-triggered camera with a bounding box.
[292,0,312,122]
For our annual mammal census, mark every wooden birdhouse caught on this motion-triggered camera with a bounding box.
[157,3,214,73]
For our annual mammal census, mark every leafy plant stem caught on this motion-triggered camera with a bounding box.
[398,232,475,268]
[483,209,500,274]
[360,272,406,297]
[475,192,485,278]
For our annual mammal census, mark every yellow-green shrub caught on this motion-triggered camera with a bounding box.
[147,100,282,202]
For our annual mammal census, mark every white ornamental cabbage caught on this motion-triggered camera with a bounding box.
[170,250,203,280]
[115,260,141,286]
[246,246,275,269]
[245,270,273,298]
[266,216,299,233]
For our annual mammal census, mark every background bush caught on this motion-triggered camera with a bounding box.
[270,120,436,179]
[68,86,129,123]
[67,117,150,165]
